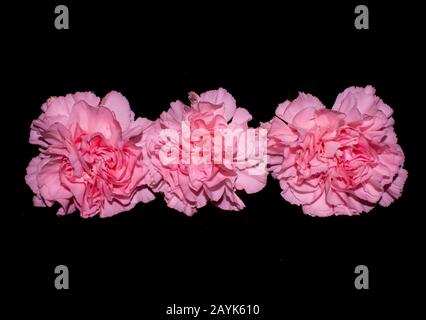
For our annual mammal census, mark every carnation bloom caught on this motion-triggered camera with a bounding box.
[142,88,268,216]
[25,91,155,218]
[265,86,407,216]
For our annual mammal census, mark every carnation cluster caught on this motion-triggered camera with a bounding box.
[25,86,407,218]
[264,86,407,216]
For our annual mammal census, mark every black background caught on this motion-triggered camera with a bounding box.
[2,1,424,317]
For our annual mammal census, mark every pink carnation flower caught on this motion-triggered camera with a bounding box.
[266,86,407,216]
[25,91,155,218]
[143,88,268,216]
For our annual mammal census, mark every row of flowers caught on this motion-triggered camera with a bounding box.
[25,86,407,218]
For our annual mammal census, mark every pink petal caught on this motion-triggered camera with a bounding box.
[101,91,134,131]
[235,170,267,194]
[379,168,408,207]
[25,156,43,194]
[199,88,237,121]
[231,107,252,125]
[276,92,324,124]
